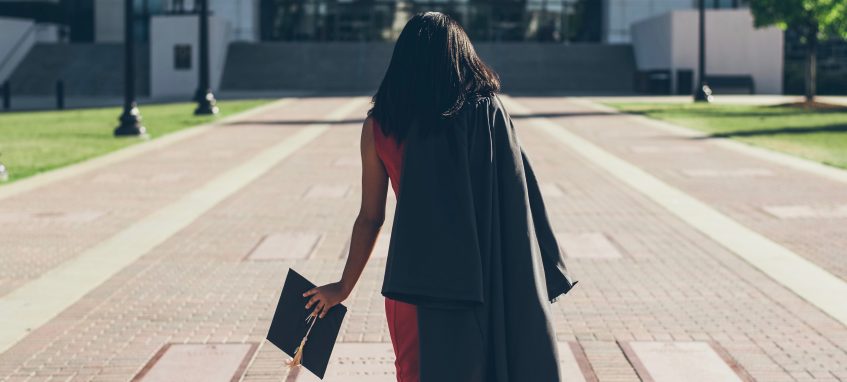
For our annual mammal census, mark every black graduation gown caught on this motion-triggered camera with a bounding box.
[382,95,578,382]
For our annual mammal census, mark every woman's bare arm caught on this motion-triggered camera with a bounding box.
[303,116,389,318]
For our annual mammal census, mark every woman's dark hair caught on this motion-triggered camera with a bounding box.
[369,12,500,141]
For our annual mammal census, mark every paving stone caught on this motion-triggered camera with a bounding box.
[763,205,847,219]
[541,182,566,197]
[134,343,256,382]
[332,157,360,167]
[159,151,192,159]
[92,173,185,184]
[339,232,390,259]
[2,97,847,382]
[372,235,390,259]
[556,232,623,259]
[580,341,640,382]
[46,210,105,223]
[682,168,775,178]
[0,211,31,223]
[558,341,597,382]
[527,96,847,284]
[0,210,103,223]
[149,173,186,183]
[247,232,322,261]
[209,149,237,159]
[620,341,749,382]
[0,97,345,298]
[294,343,395,382]
[629,145,704,154]
[302,185,351,199]
[91,173,129,183]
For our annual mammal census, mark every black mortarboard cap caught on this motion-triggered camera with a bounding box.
[267,269,347,380]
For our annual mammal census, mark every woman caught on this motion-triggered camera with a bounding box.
[303,12,577,382]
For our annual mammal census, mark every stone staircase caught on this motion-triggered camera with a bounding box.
[477,43,637,94]
[7,42,635,96]
[8,43,149,97]
[221,42,636,94]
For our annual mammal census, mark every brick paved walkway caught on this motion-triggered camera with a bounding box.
[515,97,847,284]
[1,96,846,382]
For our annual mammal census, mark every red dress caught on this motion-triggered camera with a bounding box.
[373,120,420,382]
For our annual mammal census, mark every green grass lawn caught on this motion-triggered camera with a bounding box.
[0,99,270,184]
[606,103,847,169]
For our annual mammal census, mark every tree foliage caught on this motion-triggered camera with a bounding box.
[749,0,847,101]
[749,0,847,40]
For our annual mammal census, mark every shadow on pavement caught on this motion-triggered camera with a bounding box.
[222,119,367,127]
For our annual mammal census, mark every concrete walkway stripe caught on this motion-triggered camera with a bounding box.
[0,98,296,202]
[0,97,368,354]
[502,96,847,328]
[573,99,847,185]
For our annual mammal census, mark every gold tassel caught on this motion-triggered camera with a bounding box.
[286,313,318,369]
[286,337,307,368]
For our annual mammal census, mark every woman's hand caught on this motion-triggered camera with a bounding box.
[303,281,350,319]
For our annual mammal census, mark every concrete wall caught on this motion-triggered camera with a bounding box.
[150,14,230,98]
[0,17,36,83]
[631,9,784,94]
[220,42,637,94]
[8,43,149,96]
[630,12,672,69]
[33,24,60,43]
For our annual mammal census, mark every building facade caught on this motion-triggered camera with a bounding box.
[3,0,841,98]
[1,0,747,45]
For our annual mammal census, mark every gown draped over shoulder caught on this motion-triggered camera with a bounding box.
[376,94,577,382]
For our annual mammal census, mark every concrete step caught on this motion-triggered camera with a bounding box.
[221,42,636,94]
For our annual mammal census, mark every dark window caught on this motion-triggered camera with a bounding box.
[174,44,192,70]
[258,0,598,43]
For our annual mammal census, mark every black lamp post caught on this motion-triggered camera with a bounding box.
[115,0,147,136]
[694,0,712,102]
[194,0,218,115]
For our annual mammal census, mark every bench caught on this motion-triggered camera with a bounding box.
[704,75,755,94]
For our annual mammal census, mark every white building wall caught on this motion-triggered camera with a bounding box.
[149,14,230,98]
[631,9,784,94]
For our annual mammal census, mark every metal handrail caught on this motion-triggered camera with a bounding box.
[0,22,37,82]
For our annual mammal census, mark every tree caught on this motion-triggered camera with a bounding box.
[748,0,847,102]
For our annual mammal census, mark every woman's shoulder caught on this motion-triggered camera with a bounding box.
[365,115,395,149]
[364,115,376,128]
[364,115,383,136]
[459,92,506,117]
[465,92,495,107]
[466,92,507,108]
